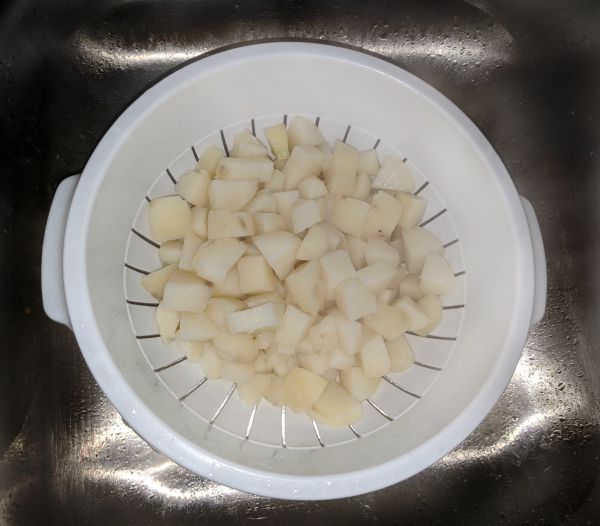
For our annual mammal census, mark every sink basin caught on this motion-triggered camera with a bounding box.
[1,0,599,522]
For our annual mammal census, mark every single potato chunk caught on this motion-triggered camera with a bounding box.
[312,381,362,427]
[402,226,444,274]
[275,304,313,346]
[356,261,399,294]
[175,169,210,206]
[283,367,328,412]
[253,230,301,280]
[324,141,358,196]
[287,116,325,148]
[386,335,415,372]
[191,206,208,238]
[285,260,325,315]
[217,157,273,182]
[360,332,391,378]
[195,145,224,175]
[283,146,325,190]
[319,249,356,300]
[155,303,179,343]
[420,253,456,296]
[364,239,400,266]
[298,176,328,199]
[193,239,247,283]
[372,155,415,192]
[162,271,212,313]
[237,373,273,405]
[179,312,217,341]
[397,192,427,229]
[148,196,192,242]
[205,297,245,328]
[158,239,183,265]
[357,149,380,176]
[335,278,377,321]
[296,224,330,261]
[291,198,323,233]
[340,367,381,401]
[264,124,290,167]
[237,255,277,295]
[226,302,284,334]
[415,295,443,336]
[213,329,259,363]
[394,296,430,332]
[253,212,287,234]
[364,302,409,340]
[208,180,258,211]
[140,263,177,300]
[330,197,370,237]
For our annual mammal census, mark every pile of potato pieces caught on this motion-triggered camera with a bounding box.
[139,116,456,428]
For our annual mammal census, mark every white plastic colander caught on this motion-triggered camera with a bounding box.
[41,42,546,500]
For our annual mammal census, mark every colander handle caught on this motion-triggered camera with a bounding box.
[41,174,80,329]
[520,196,547,325]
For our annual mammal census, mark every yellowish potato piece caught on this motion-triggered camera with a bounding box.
[397,191,427,229]
[237,255,277,295]
[357,149,380,176]
[253,351,272,373]
[285,260,325,315]
[208,180,258,211]
[308,314,338,353]
[195,145,224,175]
[402,226,444,274]
[364,238,400,266]
[191,206,208,238]
[212,267,242,298]
[352,172,372,201]
[227,302,284,334]
[330,196,370,237]
[364,302,408,340]
[393,296,429,332]
[319,249,356,300]
[335,278,378,321]
[298,176,328,199]
[140,263,177,300]
[217,157,273,181]
[340,367,381,401]
[420,253,456,296]
[372,155,415,192]
[296,224,330,261]
[264,123,289,167]
[205,297,245,328]
[263,374,285,406]
[162,270,212,313]
[275,304,312,346]
[179,312,217,341]
[253,230,301,280]
[283,146,325,190]
[222,362,254,384]
[178,232,203,271]
[193,238,246,283]
[175,169,210,206]
[362,191,403,240]
[356,261,398,294]
[298,352,329,375]
[333,311,362,355]
[360,332,391,377]
[415,295,443,336]
[213,329,258,363]
[283,367,328,412]
[243,191,277,213]
[255,330,275,350]
[324,141,358,196]
[386,335,415,372]
[273,190,300,225]
[265,168,285,192]
[253,212,287,234]
[148,196,192,242]
[291,199,322,234]
[155,303,179,344]
[287,116,325,148]
[237,373,272,405]
[312,381,362,427]
[158,239,183,265]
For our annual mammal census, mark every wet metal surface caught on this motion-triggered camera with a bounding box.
[1,0,600,523]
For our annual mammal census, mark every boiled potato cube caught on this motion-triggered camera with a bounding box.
[212,267,242,298]
[364,302,408,340]
[213,329,258,363]
[148,196,192,242]
[227,302,284,334]
[356,261,398,294]
[237,373,272,405]
[364,239,400,266]
[178,233,203,271]
[296,224,330,261]
[287,116,325,148]
[207,210,255,239]
[360,332,391,377]
[393,296,429,332]
[155,303,179,343]
[352,172,372,201]
[372,155,415,192]
[333,311,362,355]
[253,230,301,280]
[415,295,443,336]
[283,367,328,412]
[285,260,325,315]
[357,149,380,176]
[263,374,285,406]
[420,253,456,296]
[328,348,354,371]
[319,221,344,250]
[205,297,245,328]
[330,197,370,237]
[175,169,210,206]
[193,239,246,283]
[230,129,269,159]
[398,274,424,301]
[397,192,427,229]
[217,157,273,181]
[253,212,288,234]
[264,123,289,167]
[245,291,283,308]
[319,249,356,300]
[298,352,329,375]
[308,314,338,353]
[402,226,444,274]
[158,239,183,265]
[340,367,381,401]
[318,142,332,170]
[265,168,285,192]
[191,206,208,238]
[312,381,362,427]
[324,141,358,196]
[222,362,254,384]
[253,351,272,373]
[275,304,313,346]
[291,199,322,233]
[347,236,367,269]
[208,180,258,211]
[273,190,300,224]
[335,278,377,321]
[298,176,328,199]
[386,335,415,372]
[179,312,217,341]
[196,145,224,175]
[162,271,212,313]
[197,343,222,379]
[283,146,325,190]
[362,191,403,240]
[243,191,277,213]
[255,330,275,350]
[140,263,177,300]
[236,255,277,295]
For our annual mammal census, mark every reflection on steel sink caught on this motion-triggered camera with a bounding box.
[1,0,599,524]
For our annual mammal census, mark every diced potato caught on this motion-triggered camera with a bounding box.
[236,255,277,295]
[255,330,275,350]
[296,224,330,261]
[388,238,405,262]
[346,236,367,269]
[285,260,325,315]
[324,141,358,196]
[253,230,301,280]
[178,232,203,271]
[140,263,177,300]
[230,130,269,159]
[357,149,380,176]
[197,343,223,379]
[155,303,179,343]
[360,332,391,377]
[319,249,356,300]
[283,367,328,412]
[398,274,424,301]
[283,146,325,190]
[330,197,370,237]
[254,212,287,234]
[158,239,183,265]
[335,278,377,321]
[317,143,333,170]
[175,169,210,206]
[402,226,444,274]
[364,302,408,340]
[397,192,427,229]
[265,168,285,192]
[243,192,277,213]
[333,311,362,355]
[394,296,429,332]
[317,222,343,251]
[364,239,400,266]
[254,351,272,373]
[212,267,242,298]
[420,253,456,296]
[340,367,381,401]
[356,261,398,294]
[205,297,245,328]
[378,288,398,305]
[263,374,285,406]
[193,239,246,283]
[264,124,290,167]
[245,291,283,308]
[298,352,329,375]
[217,157,273,181]
[179,312,217,341]
[291,199,322,233]
[352,172,372,201]
[227,302,284,334]
[191,206,208,238]
[328,348,354,371]
[213,329,258,363]
[273,190,300,225]
[237,373,272,405]
[298,176,328,199]
[372,155,415,192]
[415,295,443,336]
[275,304,312,346]
[178,340,204,362]
[287,116,325,148]
[196,145,224,175]
[148,196,192,242]
[222,362,254,384]
[162,271,212,313]
[308,314,338,353]
[312,381,362,427]
[386,335,415,372]
[272,354,297,378]
[208,180,258,211]
[362,191,403,240]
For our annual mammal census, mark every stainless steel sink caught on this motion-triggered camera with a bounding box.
[1,0,599,523]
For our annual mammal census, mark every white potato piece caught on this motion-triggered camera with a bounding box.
[328,348,354,371]
[212,267,242,298]
[230,130,270,159]
[287,116,325,148]
[213,329,258,363]
[364,302,409,340]
[362,191,403,239]
[324,141,358,196]
[346,236,367,269]
[364,239,400,266]
[352,172,372,201]
[237,255,277,295]
[179,312,217,341]
[162,271,212,313]
[237,373,272,405]
[319,221,345,250]
[178,233,203,271]
[264,124,289,167]
[148,196,192,242]
[193,239,246,283]
[394,296,429,332]
[308,314,338,353]
[253,231,301,280]
[330,197,370,237]
[205,297,245,328]
[386,335,415,372]
[333,311,362,355]
[196,145,224,175]
[378,288,398,305]
[360,332,391,377]
[222,362,254,384]
[285,260,325,315]
[398,274,424,301]
[265,168,285,192]
[312,381,362,427]
[340,367,381,401]
[298,352,329,375]
[317,143,333,170]
[227,302,284,334]
[155,303,179,343]
[263,374,285,406]
[420,253,456,296]
[243,192,277,213]
[283,367,328,412]
[255,330,275,350]
[245,291,283,308]
[175,169,211,206]
[178,340,204,362]
[158,239,183,265]
[319,249,356,300]
[254,351,272,373]
[197,343,222,379]
[415,295,443,336]
[208,180,258,211]
[298,176,328,199]
[402,226,444,274]
[372,155,415,192]
[273,190,300,225]
[335,278,377,321]
[397,191,427,229]
[272,354,297,378]
[191,206,208,238]
[357,149,380,176]
[356,261,399,294]
[283,146,325,190]
[253,212,287,235]
[141,263,177,300]
[291,199,322,233]
[217,157,273,181]
[296,224,330,261]
[275,304,312,346]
